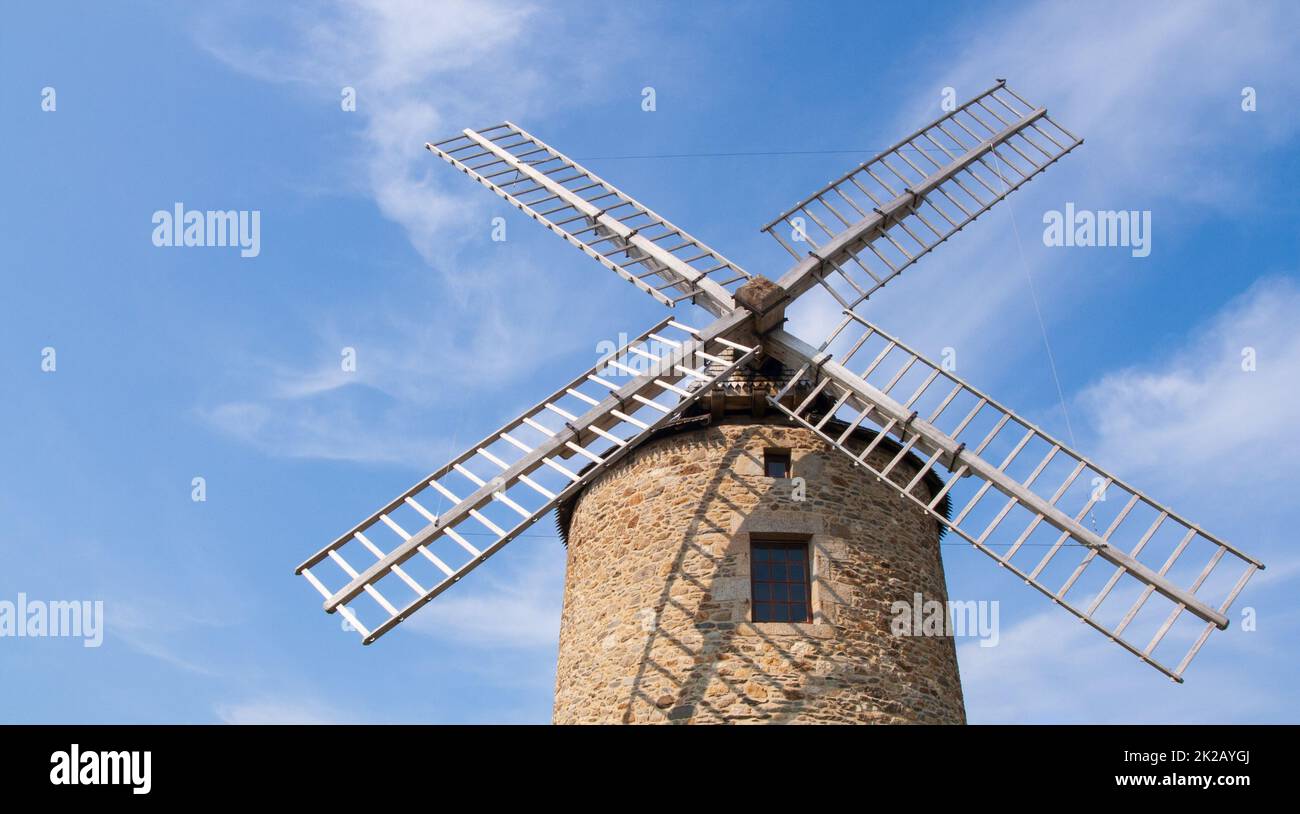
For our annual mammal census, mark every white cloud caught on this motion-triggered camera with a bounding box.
[957,605,1288,723]
[199,399,450,466]
[804,0,1300,401]
[956,275,1300,722]
[195,264,618,466]
[1076,275,1300,495]
[107,597,234,677]
[197,0,636,275]
[216,698,351,725]
[194,1,646,465]
[893,0,1300,205]
[399,539,563,648]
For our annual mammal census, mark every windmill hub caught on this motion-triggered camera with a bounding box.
[733,274,789,335]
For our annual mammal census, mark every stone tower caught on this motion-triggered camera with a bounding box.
[552,358,966,724]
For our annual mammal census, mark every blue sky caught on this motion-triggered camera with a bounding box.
[2,0,1298,723]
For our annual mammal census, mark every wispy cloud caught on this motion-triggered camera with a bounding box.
[107,597,234,678]
[898,0,1300,201]
[957,604,1289,723]
[197,0,639,275]
[789,0,1300,395]
[957,274,1300,722]
[400,539,563,648]
[196,0,538,181]
[1077,275,1300,495]
[193,1,646,465]
[199,399,450,466]
[216,697,352,724]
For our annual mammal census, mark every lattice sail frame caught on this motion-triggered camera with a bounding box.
[297,80,1263,680]
[297,315,755,644]
[765,80,1082,314]
[763,325,1262,682]
[427,122,748,317]
[746,81,1260,681]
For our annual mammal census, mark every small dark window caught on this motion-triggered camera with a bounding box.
[751,539,810,623]
[764,449,791,478]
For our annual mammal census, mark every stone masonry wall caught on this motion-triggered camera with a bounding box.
[553,417,966,724]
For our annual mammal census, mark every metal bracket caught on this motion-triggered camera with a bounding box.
[946,441,966,471]
[563,421,582,445]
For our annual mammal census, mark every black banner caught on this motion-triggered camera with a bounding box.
[0,724,1285,801]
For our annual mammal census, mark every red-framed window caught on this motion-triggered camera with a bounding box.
[751,539,810,622]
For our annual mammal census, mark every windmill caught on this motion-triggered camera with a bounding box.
[294,81,1264,721]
